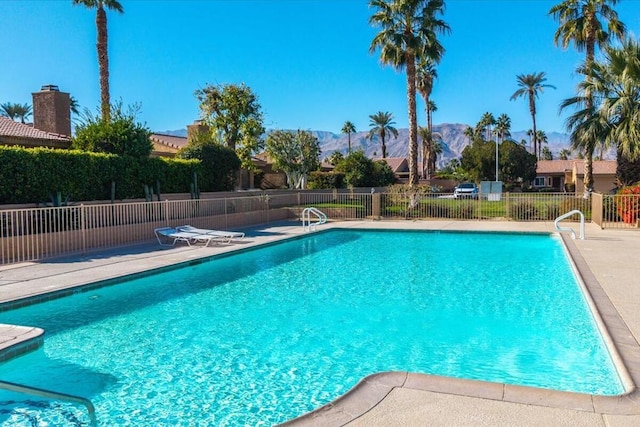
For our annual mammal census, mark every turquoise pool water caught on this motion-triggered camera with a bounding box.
[0,229,624,426]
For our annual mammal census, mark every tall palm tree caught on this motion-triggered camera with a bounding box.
[549,0,625,191]
[463,126,476,144]
[526,129,535,154]
[428,137,443,177]
[416,57,438,127]
[478,112,496,142]
[73,0,124,122]
[369,0,449,187]
[561,38,640,186]
[536,130,549,154]
[418,125,441,179]
[341,121,357,154]
[368,111,398,159]
[494,113,511,144]
[510,72,555,159]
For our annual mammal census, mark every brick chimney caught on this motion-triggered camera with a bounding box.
[32,84,71,136]
[187,119,210,144]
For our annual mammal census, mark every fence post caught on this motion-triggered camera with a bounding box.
[372,193,381,219]
[505,192,510,220]
[592,192,603,229]
[80,204,86,255]
[165,199,170,227]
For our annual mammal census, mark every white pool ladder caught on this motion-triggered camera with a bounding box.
[554,209,585,240]
[301,207,327,232]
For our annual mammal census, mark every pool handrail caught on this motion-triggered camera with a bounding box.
[301,207,327,231]
[554,209,585,240]
[0,379,97,426]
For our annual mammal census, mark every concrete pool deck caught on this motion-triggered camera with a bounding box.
[0,220,638,426]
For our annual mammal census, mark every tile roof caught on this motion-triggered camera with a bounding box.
[536,159,617,175]
[0,116,70,142]
[381,157,409,173]
[150,133,189,150]
[577,160,617,175]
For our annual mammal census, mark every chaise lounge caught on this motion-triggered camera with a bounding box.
[154,227,225,247]
[176,225,245,244]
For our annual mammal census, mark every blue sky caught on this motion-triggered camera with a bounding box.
[1,0,639,135]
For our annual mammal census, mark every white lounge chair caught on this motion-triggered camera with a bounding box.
[154,227,223,247]
[176,225,245,244]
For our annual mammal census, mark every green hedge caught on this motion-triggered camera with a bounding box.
[307,171,345,189]
[0,146,203,204]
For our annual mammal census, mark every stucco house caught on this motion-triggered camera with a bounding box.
[535,160,618,193]
[381,157,409,180]
[0,85,71,149]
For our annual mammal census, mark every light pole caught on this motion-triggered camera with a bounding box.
[495,139,499,182]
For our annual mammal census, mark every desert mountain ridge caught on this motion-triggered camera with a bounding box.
[158,123,587,167]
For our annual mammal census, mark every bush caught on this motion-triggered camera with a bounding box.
[178,141,240,192]
[0,146,201,204]
[334,151,396,188]
[616,183,640,224]
[307,171,345,189]
[72,102,153,158]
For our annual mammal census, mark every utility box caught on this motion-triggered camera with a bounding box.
[481,181,503,201]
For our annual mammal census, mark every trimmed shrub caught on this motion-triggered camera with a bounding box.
[307,171,345,189]
[0,146,201,204]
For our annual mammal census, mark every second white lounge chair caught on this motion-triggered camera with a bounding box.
[154,227,224,247]
[176,225,245,244]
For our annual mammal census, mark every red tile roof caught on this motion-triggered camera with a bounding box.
[150,133,189,150]
[381,157,409,173]
[536,160,617,175]
[0,116,70,142]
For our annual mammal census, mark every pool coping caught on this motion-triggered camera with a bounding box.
[0,221,639,423]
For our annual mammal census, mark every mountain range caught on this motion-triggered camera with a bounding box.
[159,123,581,167]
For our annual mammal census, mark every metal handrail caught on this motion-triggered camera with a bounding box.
[0,379,97,426]
[301,207,327,231]
[554,209,585,240]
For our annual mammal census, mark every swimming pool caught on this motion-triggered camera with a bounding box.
[0,229,624,425]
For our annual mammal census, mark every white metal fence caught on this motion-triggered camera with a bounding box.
[1,191,637,265]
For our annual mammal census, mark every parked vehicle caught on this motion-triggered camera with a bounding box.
[454,182,478,199]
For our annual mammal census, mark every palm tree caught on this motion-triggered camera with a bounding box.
[0,102,32,123]
[536,130,549,153]
[0,103,19,121]
[559,148,572,160]
[510,72,555,159]
[14,103,32,124]
[478,112,496,141]
[369,0,449,187]
[73,0,124,122]
[341,121,357,154]
[494,113,511,144]
[561,38,640,186]
[428,137,444,177]
[368,111,398,159]
[549,0,625,191]
[418,125,441,179]
[463,126,476,144]
[526,129,535,154]
[416,57,438,129]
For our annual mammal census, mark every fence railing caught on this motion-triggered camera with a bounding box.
[596,192,640,229]
[0,191,637,266]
